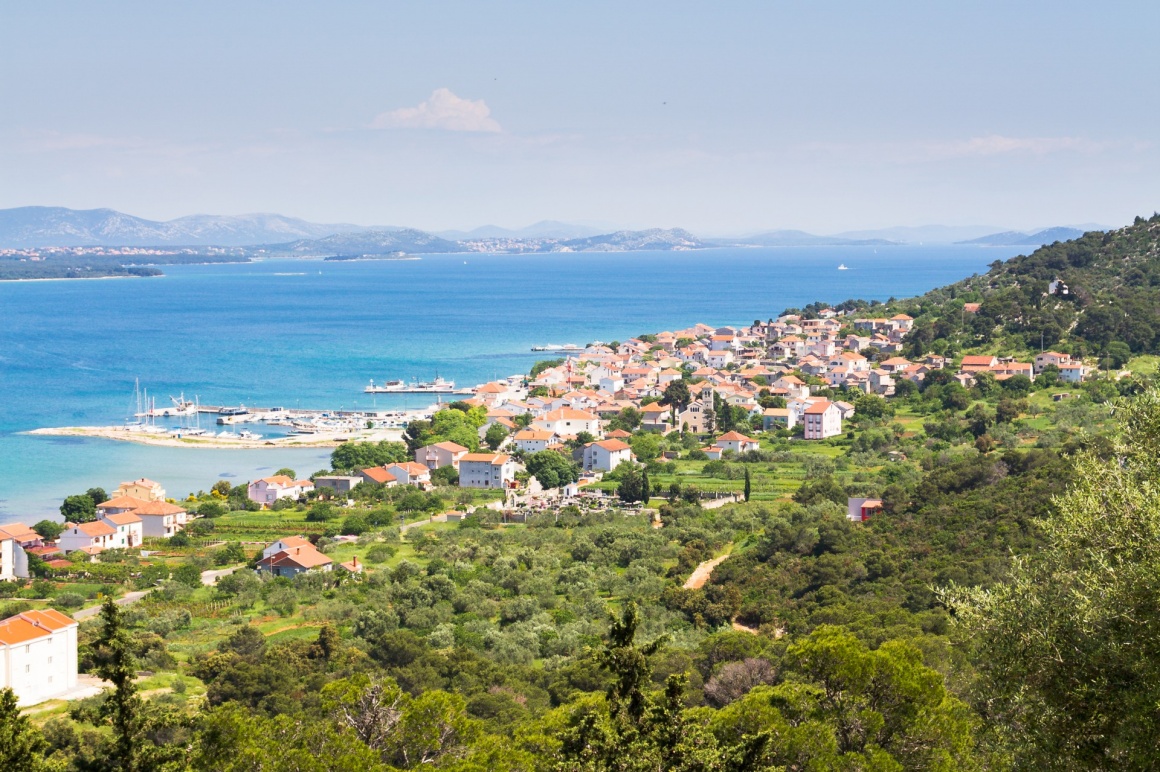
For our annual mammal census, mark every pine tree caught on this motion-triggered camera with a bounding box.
[0,687,47,772]
[94,598,145,772]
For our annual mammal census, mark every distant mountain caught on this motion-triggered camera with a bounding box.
[830,225,1003,244]
[0,206,379,248]
[437,220,604,240]
[731,230,897,247]
[263,229,460,256]
[958,227,1090,246]
[555,228,707,252]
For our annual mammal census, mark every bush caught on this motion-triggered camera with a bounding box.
[54,593,86,609]
[365,543,398,563]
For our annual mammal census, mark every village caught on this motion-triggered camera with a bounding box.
[0,308,1106,709]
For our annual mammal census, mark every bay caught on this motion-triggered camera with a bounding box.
[0,245,1019,521]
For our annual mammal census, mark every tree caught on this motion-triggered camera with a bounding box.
[629,432,662,463]
[93,598,145,771]
[743,467,751,502]
[0,687,47,772]
[641,468,651,504]
[661,380,691,410]
[483,423,508,451]
[60,494,96,523]
[946,389,1160,768]
[31,520,63,541]
[85,487,108,505]
[616,465,647,504]
[274,467,296,479]
[524,451,579,490]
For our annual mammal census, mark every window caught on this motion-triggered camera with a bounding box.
[25,664,30,673]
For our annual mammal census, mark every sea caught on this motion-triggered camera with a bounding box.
[0,245,1021,523]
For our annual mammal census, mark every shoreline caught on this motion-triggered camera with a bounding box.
[26,425,404,449]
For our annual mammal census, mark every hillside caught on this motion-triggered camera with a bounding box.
[263,228,460,256]
[900,214,1160,357]
[556,227,707,251]
[958,226,1086,246]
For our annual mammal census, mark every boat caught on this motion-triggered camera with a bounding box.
[238,429,262,440]
[530,344,585,352]
[838,264,849,270]
[218,406,250,416]
[364,376,456,394]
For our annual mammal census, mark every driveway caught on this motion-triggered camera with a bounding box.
[72,566,241,620]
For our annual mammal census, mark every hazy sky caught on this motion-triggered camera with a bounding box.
[1,2,1157,234]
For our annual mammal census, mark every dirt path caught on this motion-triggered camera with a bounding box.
[683,554,730,589]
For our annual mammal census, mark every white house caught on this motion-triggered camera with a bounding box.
[132,500,190,539]
[1034,351,1072,374]
[582,439,635,472]
[0,609,79,706]
[257,539,332,577]
[383,462,432,488]
[532,408,601,437]
[803,400,842,439]
[247,475,314,506]
[95,512,143,550]
[113,477,166,502]
[1058,363,1088,383]
[847,497,884,522]
[0,523,41,581]
[58,521,119,555]
[513,429,556,454]
[459,453,517,489]
[414,441,469,471]
[715,431,761,455]
[0,533,15,582]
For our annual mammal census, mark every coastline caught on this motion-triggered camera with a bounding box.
[26,425,404,449]
[0,274,153,283]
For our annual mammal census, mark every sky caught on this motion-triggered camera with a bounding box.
[1,2,1157,235]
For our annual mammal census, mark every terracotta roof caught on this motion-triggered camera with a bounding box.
[961,355,997,366]
[120,477,161,487]
[460,453,511,464]
[0,609,76,645]
[0,523,39,542]
[260,545,332,570]
[360,467,394,484]
[606,429,632,438]
[257,475,297,487]
[70,521,116,537]
[271,536,312,550]
[514,430,555,441]
[804,400,835,415]
[96,495,149,511]
[101,512,142,526]
[540,407,598,421]
[133,500,186,516]
[387,462,431,477]
[717,431,755,442]
[592,439,632,452]
[431,441,468,452]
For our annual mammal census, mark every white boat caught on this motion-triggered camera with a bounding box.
[238,429,262,440]
[216,430,239,439]
[838,264,849,270]
[365,376,456,394]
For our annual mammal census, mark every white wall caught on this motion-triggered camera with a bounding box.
[0,624,78,706]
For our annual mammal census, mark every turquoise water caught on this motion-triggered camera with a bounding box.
[0,246,1018,521]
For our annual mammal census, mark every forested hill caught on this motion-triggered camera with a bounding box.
[898,213,1160,358]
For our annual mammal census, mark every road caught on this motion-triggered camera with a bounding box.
[683,554,730,589]
[71,566,240,621]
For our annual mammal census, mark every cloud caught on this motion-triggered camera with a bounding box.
[926,134,1105,159]
[372,88,501,133]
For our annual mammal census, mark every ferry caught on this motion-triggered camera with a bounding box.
[365,376,456,394]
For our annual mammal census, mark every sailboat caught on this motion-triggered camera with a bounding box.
[837,264,849,270]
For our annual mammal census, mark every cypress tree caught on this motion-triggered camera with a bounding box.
[744,466,751,502]
[0,687,46,772]
[641,468,651,505]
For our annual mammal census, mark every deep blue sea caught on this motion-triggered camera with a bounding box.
[0,245,1020,522]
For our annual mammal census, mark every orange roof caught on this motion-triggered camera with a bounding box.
[70,521,116,537]
[260,545,332,570]
[96,495,148,511]
[101,512,141,526]
[717,431,756,442]
[804,400,835,414]
[0,609,76,645]
[0,522,39,542]
[387,462,430,477]
[133,500,186,516]
[272,536,312,550]
[606,429,632,438]
[890,314,913,321]
[460,453,511,465]
[881,357,912,366]
[592,439,632,452]
[476,382,508,393]
[640,402,670,413]
[257,475,297,487]
[515,430,555,441]
[960,355,997,366]
[360,467,394,484]
[541,407,598,421]
[431,441,468,452]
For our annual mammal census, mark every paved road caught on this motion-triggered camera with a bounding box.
[71,566,240,620]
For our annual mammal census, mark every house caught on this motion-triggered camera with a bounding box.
[762,408,793,431]
[133,500,190,539]
[1035,351,1073,374]
[337,556,364,574]
[0,530,20,581]
[414,441,469,471]
[359,467,397,487]
[639,402,674,433]
[95,512,143,549]
[715,431,760,455]
[262,536,313,559]
[803,400,842,440]
[772,375,810,400]
[313,476,363,495]
[1058,363,1088,383]
[58,521,118,555]
[677,399,711,434]
[383,462,432,488]
[459,453,517,489]
[0,608,78,706]
[513,429,556,454]
[704,349,734,369]
[247,476,313,506]
[96,495,149,516]
[833,401,857,420]
[532,407,601,437]
[847,497,883,522]
[582,439,635,472]
[960,355,999,373]
[257,540,332,577]
[113,477,166,502]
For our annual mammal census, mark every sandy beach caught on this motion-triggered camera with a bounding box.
[27,425,404,449]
